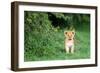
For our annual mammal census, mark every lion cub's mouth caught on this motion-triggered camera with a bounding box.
[68,39,72,40]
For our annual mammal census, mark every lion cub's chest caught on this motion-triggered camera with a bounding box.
[65,39,74,47]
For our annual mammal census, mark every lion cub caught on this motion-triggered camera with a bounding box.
[64,30,75,54]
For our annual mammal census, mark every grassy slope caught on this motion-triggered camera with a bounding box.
[24,26,90,61]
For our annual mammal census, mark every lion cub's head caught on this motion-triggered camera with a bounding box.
[64,31,75,40]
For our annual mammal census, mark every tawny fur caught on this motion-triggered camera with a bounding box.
[64,31,75,54]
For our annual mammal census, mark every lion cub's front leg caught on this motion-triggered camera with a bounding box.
[71,45,74,54]
[65,44,74,54]
[65,46,70,54]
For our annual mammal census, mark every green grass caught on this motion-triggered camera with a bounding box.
[24,11,90,61]
[24,29,90,61]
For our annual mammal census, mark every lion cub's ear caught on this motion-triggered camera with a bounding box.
[64,31,68,37]
[64,31,68,35]
[72,31,75,35]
